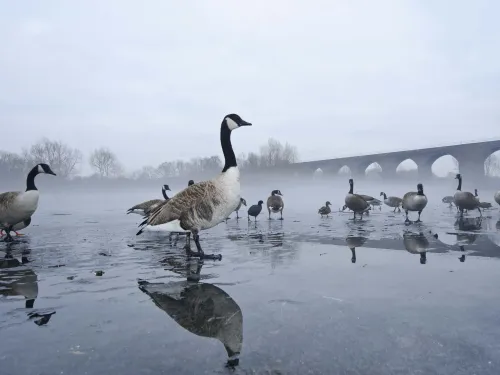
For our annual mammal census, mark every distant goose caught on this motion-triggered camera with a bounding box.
[453,174,481,217]
[138,280,242,367]
[318,201,332,217]
[0,163,56,242]
[226,198,247,222]
[402,183,428,223]
[344,179,371,220]
[126,185,170,216]
[137,114,252,260]
[380,192,402,212]
[0,218,31,238]
[442,196,455,207]
[495,191,500,206]
[474,189,492,209]
[247,200,263,221]
[267,190,284,220]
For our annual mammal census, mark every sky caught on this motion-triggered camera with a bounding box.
[1,0,499,174]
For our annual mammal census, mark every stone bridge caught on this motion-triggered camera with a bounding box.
[281,139,500,180]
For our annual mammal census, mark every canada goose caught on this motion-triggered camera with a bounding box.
[442,196,455,207]
[345,179,370,220]
[227,198,247,222]
[318,201,332,217]
[403,231,437,264]
[267,190,284,220]
[402,183,428,223]
[137,114,252,260]
[453,174,481,217]
[126,185,170,216]
[0,163,56,242]
[495,191,500,206]
[0,217,31,237]
[0,253,38,308]
[380,192,402,212]
[138,280,242,367]
[247,200,263,221]
[474,189,492,209]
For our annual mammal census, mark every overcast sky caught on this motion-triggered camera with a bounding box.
[1,0,499,174]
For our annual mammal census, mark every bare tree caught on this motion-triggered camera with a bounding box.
[0,151,26,181]
[259,138,299,167]
[89,147,122,177]
[23,138,82,178]
[133,165,160,180]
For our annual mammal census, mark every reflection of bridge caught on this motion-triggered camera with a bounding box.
[284,139,500,179]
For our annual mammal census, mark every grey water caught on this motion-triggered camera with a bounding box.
[1,179,500,375]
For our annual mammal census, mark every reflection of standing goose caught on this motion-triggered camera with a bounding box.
[403,231,437,264]
[345,236,367,263]
[138,280,243,367]
[0,252,38,308]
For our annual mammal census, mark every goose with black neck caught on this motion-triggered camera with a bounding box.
[137,114,252,260]
[401,183,428,223]
[453,174,481,217]
[0,163,56,242]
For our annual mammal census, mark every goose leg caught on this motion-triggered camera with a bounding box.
[192,232,222,261]
[350,248,356,263]
[460,208,464,217]
[279,209,283,220]
[404,210,410,224]
[416,211,422,223]
[3,226,14,242]
[268,209,271,220]
[478,207,482,217]
[236,211,239,220]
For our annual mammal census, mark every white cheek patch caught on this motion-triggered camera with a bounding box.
[226,117,239,131]
[38,165,44,173]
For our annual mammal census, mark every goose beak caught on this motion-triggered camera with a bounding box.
[238,119,252,126]
[48,171,57,176]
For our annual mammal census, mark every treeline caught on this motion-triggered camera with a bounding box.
[0,137,299,184]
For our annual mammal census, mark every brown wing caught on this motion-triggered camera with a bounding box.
[0,192,21,210]
[146,181,213,226]
[129,199,164,211]
[403,192,417,200]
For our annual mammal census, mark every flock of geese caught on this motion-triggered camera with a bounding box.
[1,112,500,261]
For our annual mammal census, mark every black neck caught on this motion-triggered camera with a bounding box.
[349,183,353,194]
[417,187,424,196]
[221,125,236,173]
[474,189,478,197]
[457,177,462,191]
[382,193,387,199]
[162,189,169,200]
[26,166,39,191]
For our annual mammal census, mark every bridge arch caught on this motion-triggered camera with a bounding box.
[485,150,500,177]
[313,167,323,179]
[338,165,352,176]
[431,154,459,178]
[396,159,418,177]
[365,162,382,178]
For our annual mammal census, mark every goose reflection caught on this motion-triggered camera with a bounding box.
[138,277,243,367]
[454,217,482,263]
[0,251,38,308]
[403,231,437,264]
[345,236,366,263]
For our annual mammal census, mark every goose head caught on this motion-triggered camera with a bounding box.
[326,201,331,206]
[417,183,424,195]
[224,114,252,131]
[455,173,461,180]
[240,198,247,206]
[162,185,171,191]
[188,180,194,186]
[36,163,56,176]
[271,190,283,196]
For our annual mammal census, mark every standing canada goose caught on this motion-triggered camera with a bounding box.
[345,179,370,220]
[137,114,252,260]
[380,192,402,212]
[267,190,284,220]
[138,280,242,367]
[474,189,492,209]
[318,201,332,217]
[442,196,455,207]
[247,200,263,221]
[226,198,247,222]
[453,174,481,217]
[495,191,500,206]
[126,185,170,216]
[0,163,56,242]
[0,217,31,237]
[402,183,428,223]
